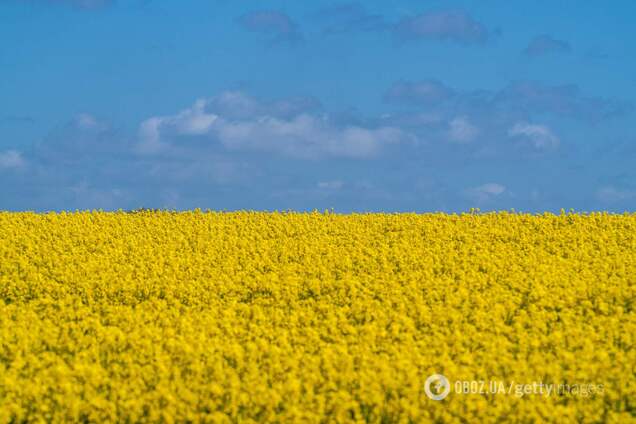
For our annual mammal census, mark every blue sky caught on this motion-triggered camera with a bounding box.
[1,0,635,212]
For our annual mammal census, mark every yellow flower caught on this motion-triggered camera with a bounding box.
[0,211,634,422]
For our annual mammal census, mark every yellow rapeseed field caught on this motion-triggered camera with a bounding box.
[0,211,634,423]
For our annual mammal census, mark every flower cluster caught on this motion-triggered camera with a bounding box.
[0,211,634,422]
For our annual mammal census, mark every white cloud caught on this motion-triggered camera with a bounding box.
[0,150,25,169]
[508,122,560,149]
[215,114,400,158]
[208,114,401,158]
[137,100,218,154]
[448,116,478,143]
[465,182,506,202]
[138,92,408,159]
[138,117,168,154]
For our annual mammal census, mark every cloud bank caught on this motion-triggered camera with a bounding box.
[2,80,633,212]
[138,92,409,159]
